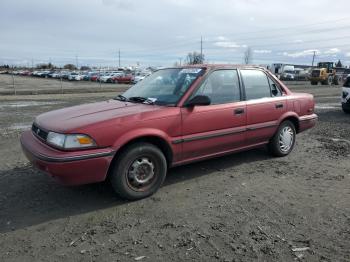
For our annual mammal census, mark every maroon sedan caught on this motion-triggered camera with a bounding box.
[112,73,134,84]
[21,65,317,200]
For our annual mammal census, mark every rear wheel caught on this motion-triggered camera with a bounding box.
[322,76,333,85]
[268,120,296,157]
[109,143,167,200]
[311,81,318,85]
[343,106,350,114]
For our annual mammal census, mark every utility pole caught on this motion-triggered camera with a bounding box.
[311,51,316,67]
[200,36,203,64]
[75,55,79,70]
[118,49,121,68]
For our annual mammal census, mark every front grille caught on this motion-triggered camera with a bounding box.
[311,70,320,77]
[32,123,48,141]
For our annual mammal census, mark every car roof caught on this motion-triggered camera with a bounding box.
[169,64,267,71]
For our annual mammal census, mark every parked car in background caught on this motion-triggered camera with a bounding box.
[90,74,99,82]
[91,72,109,82]
[82,72,97,81]
[68,72,83,81]
[342,75,350,114]
[19,70,32,76]
[50,72,61,78]
[112,73,134,84]
[280,70,296,80]
[21,65,317,200]
[100,73,121,83]
[133,72,152,84]
[34,71,50,78]
[133,75,146,84]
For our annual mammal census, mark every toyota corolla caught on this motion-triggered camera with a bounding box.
[21,65,317,200]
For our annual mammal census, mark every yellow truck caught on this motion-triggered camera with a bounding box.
[310,62,339,85]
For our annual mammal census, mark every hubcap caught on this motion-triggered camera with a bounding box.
[279,126,294,152]
[127,157,155,190]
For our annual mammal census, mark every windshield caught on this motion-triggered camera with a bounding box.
[121,68,204,106]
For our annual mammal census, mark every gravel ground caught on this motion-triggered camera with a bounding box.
[0,77,349,262]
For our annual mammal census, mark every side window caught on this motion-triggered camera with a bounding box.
[241,70,271,100]
[268,77,282,97]
[192,70,240,104]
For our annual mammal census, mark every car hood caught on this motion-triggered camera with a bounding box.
[35,99,162,133]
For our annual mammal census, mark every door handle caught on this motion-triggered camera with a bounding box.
[234,108,245,115]
[275,103,284,109]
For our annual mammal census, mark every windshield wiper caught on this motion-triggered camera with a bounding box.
[114,94,127,101]
[128,96,155,105]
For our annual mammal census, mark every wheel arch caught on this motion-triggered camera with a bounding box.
[107,134,174,179]
[278,113,300,133]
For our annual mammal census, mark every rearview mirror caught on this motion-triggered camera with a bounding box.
[185,95,211,107]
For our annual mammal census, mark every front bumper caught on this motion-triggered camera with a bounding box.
[310,77,325,82]
[299,114,318,132]
[20,131,115,186]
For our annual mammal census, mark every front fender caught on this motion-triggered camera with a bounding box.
[111,128,173,150]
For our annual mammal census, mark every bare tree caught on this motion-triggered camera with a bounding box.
[186,51,204,65]
[243,47,252,65]
[63,64,77,70]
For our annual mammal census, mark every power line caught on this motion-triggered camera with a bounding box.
[103,17,350,54]
[118,49,120,67]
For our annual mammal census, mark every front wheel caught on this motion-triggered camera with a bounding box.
[109,143,167,200]
[333,77,339,85]
[268,120,296,157]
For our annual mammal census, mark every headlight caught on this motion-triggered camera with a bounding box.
[47,132,96,149]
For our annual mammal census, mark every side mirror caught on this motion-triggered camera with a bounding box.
[185,95,211,107]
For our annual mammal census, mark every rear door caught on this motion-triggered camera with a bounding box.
[240,69,286,145]
[180,69,247,160]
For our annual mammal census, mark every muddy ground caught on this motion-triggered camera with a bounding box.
[0,76,349,262]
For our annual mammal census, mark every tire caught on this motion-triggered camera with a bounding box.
[343,106,350,114]
[311,81,317,85]
[333,77,339,85]
[109,143,167,200]
[268,120,296,157]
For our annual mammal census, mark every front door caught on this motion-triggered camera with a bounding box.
[180,69,247,161]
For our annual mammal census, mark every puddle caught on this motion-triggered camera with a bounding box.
[0,101,62,109]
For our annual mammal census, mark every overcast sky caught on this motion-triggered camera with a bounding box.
[1,0,350,67]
